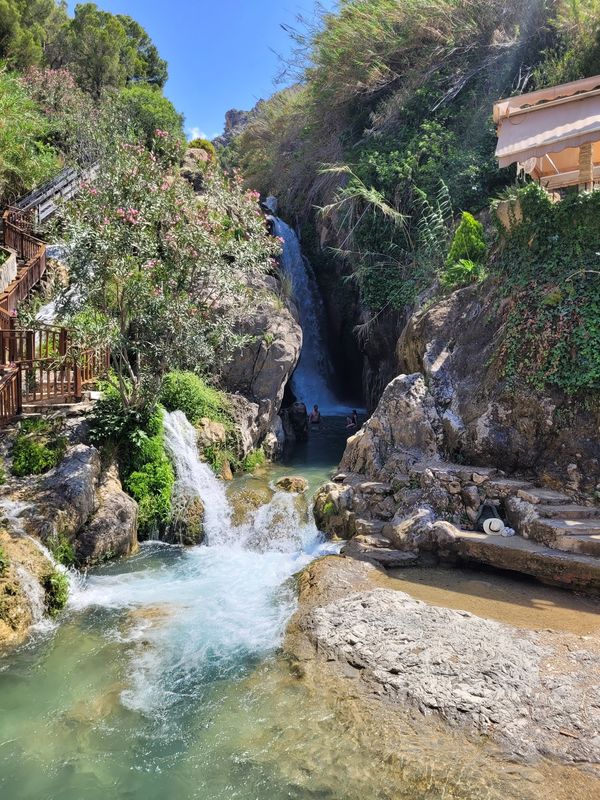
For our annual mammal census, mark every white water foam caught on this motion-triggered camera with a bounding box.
[70,410,338,716]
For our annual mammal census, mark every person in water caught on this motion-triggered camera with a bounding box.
[309,404,321,425]
[346,409,358,429]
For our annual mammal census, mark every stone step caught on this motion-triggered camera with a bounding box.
[517,487,572,506]
[453,531,600,595]
[353,533,394,549]
[342,539,419,569]
[554,534,600,558]
[537,504,600,520]
[354,518,385,536]
[535,518,600,537]
[485,478,533,497]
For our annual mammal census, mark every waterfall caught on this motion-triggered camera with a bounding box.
[273,217,342,413]
[162,410,326,554]
[163,410,232,544]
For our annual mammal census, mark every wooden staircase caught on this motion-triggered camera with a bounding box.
[0,206,108,427]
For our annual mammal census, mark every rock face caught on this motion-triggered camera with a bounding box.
[75,464,138,565]
[397,285,600,491]
[290,556,600,778]
[222,277,302,443]
[340,373,442,479]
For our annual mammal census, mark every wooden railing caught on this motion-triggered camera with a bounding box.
[1,208,47,323]
[0,369,20,427]
[0,204,110,426]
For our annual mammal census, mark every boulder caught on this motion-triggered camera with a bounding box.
[165,495,205,546]
[76,464,138,565]
[282,402,309,442]
[196,417,227,450]
[340,374,442,480]
[275,476,309,494]
[26,444,101,542]
[263,415,285,459]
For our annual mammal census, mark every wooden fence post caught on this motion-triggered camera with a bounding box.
[74,362,82,401]
[16,365,22,414]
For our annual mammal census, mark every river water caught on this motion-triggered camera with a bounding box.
[1,415,599,799]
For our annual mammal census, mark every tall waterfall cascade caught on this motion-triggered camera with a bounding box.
[272,217,344,413]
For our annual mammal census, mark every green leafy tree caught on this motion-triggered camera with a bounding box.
[59,135,280,414]
[118,84,184,153]
[116,15,167,87]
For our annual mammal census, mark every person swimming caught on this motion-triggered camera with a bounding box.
[346,409,358,429]
[309,404,321,425]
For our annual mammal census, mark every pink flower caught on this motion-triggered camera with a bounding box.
[154,129,169,138]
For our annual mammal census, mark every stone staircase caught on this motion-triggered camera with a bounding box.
[325,464,600,594]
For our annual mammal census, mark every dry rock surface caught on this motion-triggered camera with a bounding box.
[292,557,600,777]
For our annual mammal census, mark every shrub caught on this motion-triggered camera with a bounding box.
[118,84,184,156]
[11,419,67,478]
[188,138,216,160]
[441,258,487,289]
[42,570,69,617]
[160,372,231,425]
[47,532,76,568]
[242,447,266,472]
[446,212,486,269]
[0,546,9,576]
[126,459,175,536]
[0,464,5,485]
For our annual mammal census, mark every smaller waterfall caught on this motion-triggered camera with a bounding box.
[273,217,342,413]
[163,410,232,543]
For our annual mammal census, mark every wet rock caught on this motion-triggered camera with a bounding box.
[196,418,227,450]
[275,476,309,494]
[263,415,285,459]
[76,464,138,565]
[383,508,436,551]
[166,495,205,546]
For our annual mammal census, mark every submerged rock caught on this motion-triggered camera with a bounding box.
[275,476,309,494]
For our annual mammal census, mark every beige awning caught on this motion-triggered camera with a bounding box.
[495,91,600,168]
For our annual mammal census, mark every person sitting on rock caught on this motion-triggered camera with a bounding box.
[309,404,321,425]
[346,409,358,429]
[475,501,515,537]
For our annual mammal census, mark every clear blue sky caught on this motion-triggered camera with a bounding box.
[67,1,336,139]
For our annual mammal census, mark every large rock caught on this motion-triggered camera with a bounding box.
[76,465,138,565]
[222,282,302,442]
[26,444,101,541]
[397,285,600,491]
[275,476,309,494]
[340,373,442,480]
[291,557,600,778]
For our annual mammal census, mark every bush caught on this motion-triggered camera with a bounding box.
[126,459,175,536]
[47,532,76,568]
[42,569,69,617]
[0,546,9,576]
[118,84,184,155]
[11,419,67,478]
[446,212,486,268]
[188,138,216,160]
[242,448,266,472]
[160,372,231,425]
[441,258,487,289]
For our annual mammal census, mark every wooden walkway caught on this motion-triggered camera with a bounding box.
[0,206,108,427]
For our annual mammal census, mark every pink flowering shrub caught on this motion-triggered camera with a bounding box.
[59,138,281,413]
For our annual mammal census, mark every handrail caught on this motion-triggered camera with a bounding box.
[0,205,109,425]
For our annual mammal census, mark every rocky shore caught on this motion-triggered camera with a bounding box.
[286,555,600,797]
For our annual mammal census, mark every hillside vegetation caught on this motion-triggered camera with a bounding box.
[228,0,600,397]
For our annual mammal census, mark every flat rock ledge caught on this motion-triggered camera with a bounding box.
[289,556,600,778]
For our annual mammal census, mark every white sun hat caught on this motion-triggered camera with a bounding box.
[483,517,505,536]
